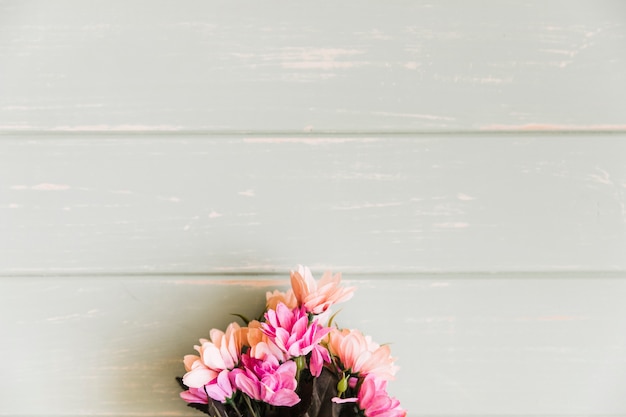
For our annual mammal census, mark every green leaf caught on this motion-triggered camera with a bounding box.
[327,309,343,327]
[231,313,251,325]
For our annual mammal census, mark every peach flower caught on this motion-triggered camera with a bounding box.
[327,328,398,381]
[182,322,243,388]
[266,288,298,310]
[290,265,354,314]
[241,320,287,362]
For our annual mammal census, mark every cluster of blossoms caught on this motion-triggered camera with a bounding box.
[179,266,406,417]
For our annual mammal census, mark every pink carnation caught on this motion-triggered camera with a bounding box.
[262,303,331,359]
[233,353,300,407]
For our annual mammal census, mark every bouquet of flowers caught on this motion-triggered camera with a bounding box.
[178,266,406,417]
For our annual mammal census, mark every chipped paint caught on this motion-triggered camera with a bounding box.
[208,211,222,219]
[238,190,255,197]
[482,124,626,132]
[457,193,475,201]
[279,47,365,70]
[332,202,402,210]
[434,222,469,229]
[372,111,455,121]
[11,183,71,191]
[589,168,613,185]
[242,137,379,145]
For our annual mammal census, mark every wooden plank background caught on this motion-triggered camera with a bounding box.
[2,274,626,416]
[1,1,625,416]
[1,0,625,132]
[1,134,625,274]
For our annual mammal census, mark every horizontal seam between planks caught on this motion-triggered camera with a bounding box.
[1,270,625,279]
[1,129,626,138]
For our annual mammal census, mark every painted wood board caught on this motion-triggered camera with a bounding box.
[1,0,625,133]
[1,273,625,416]
[1,133,624,274]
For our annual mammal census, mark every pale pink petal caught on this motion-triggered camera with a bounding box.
[180,387,209,404]
[183,354,200,372]
[234,370,261,401]
[201,343,227,370]
[298,265,317,289]
[209,329,224,345]
[269,389,301,407]
[182,367,218,388]
[205,370,234,403]
[290,270,308,306]
[309,344,331,377]
[332,397,358,404]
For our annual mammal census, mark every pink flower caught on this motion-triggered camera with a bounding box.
[357,375,406,417]
[180,386,209,404]
[327,328,398,381]
[205,369,237,403]
[262,303,331,358]
[290,265,355,314]
[182,322,243,388]
[309,343,331,377]
[233,353,300,406]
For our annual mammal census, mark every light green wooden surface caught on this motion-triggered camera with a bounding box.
[1,134,625,275]
[2,274,626,416]
[1,0,625,132]
[1,1,625,416]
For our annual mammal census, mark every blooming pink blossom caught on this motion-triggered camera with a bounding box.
[327,328,398,381]
[182,322,243,388]
[233,353,300,407]
[290,266,355,314]
[357,375,406,417]
[262,303,331,358]
[205,369,237,403]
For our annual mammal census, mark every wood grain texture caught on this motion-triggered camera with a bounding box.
[1,133,624,274]
[1,0,625,133]
[1,273,625,416]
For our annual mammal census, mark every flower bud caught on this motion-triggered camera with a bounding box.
[337,375,348,395]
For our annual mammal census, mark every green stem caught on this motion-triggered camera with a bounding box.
[295,355,306,381]
[227,399,243,417]
[210,402,224,417]
[243,394,258,417]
